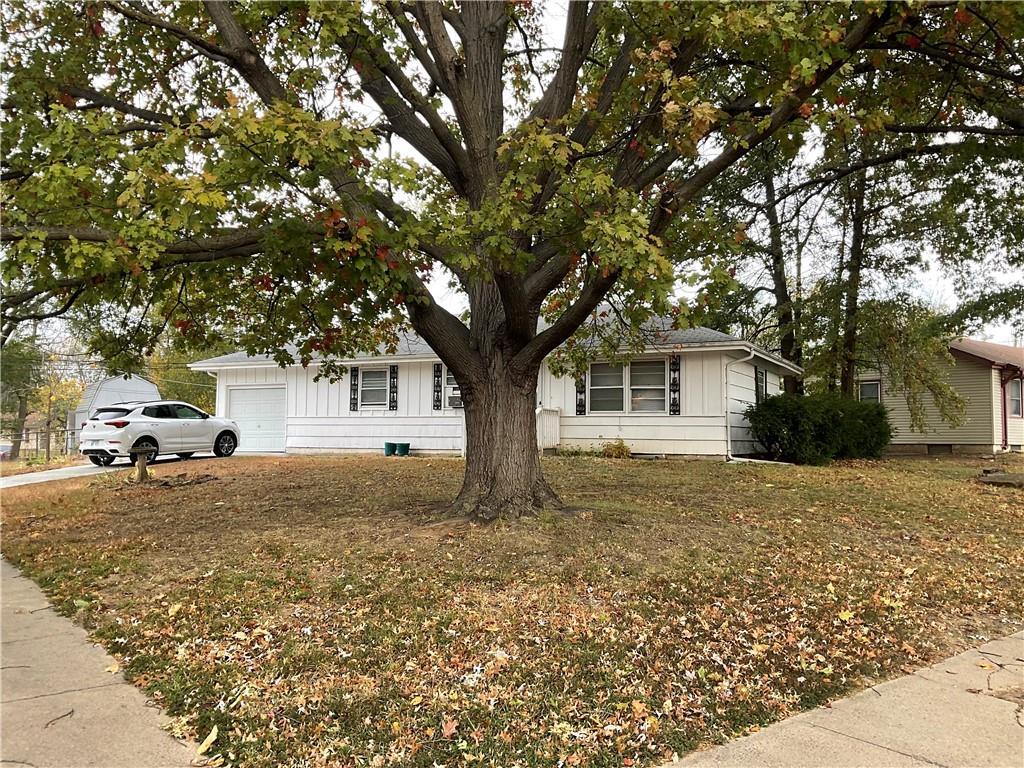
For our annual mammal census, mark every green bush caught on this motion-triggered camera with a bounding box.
[746,393,891,465]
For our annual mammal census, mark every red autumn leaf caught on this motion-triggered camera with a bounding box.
[907,34,922,50]
[954,7,971,25]
[797,103,813,119]
[441,718,458,739]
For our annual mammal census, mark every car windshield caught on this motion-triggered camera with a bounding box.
[91,408,130,420]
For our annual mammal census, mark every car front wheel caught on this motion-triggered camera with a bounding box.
[214,432,237,457]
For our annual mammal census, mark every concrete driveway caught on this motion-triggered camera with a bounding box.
[1,453,229,490]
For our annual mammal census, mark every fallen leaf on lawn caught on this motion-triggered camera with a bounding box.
[168,602,183,617]
[197,724,218,755]
[409,695,423,706]
[441,718,458,739]
[837,610,855,622]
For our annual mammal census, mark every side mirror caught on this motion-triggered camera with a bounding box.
[201,413,210,419]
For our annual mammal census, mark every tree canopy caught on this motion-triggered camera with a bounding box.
[2,0,1022,517]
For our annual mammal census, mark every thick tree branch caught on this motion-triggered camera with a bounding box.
[528,1,600,123]
[649,7,891,237]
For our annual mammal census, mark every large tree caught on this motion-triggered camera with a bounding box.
[2,1,1022,518]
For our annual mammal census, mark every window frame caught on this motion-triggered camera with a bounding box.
[587,358,669,415]
[588,361,625,414]
[444,367,463,409]
[358,367,389,409]
[858,380,882,404]
[1009,377,1023,418]
[754,366,768,404]
[628,358,668,414]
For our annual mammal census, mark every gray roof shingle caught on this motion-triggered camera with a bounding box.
[190,324,791,369]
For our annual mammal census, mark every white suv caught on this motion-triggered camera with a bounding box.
[79,400,240,466]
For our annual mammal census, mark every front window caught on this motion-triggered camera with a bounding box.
[630,360,667,412]
[360,369,388,408]
[589,363,624,412]
[445,369,463,409]
[858,381,881,403]
[1010,378,1022,417]
[173,404,204,419]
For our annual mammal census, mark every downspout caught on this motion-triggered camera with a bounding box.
[724,349,755,462]
[724,349,795,465]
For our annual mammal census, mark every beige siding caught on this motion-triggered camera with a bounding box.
[866,352,998,450]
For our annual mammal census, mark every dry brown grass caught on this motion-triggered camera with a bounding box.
[2,453,1022,768]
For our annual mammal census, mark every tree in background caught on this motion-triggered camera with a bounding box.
[0,338,44,459]
[704,26,1023,415]
[2,2,1022,518]
[145,344,226,413]
[28,368,84,461]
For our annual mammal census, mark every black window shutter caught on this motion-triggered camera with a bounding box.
[388,365,399,410]
[754,365,763,404]
[669,355,681,415]
[432,363,443,410]
[349,366,359,411]
[575,373,586,415]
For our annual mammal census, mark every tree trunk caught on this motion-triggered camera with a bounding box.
[763,174,803,394]
[839,170,867,398]
[449,361,560,521]
[9,394,29,461]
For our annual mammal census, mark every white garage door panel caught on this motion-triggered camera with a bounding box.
[227,387,286,452]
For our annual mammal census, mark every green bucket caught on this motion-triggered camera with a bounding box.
[394,442,410,457]
[383,442,396,456]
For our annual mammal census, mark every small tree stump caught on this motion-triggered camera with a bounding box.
[130,447,150,483]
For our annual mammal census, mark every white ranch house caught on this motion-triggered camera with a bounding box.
[190,327,799,458]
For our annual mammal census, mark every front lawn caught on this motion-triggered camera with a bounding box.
[2,454,1021,767]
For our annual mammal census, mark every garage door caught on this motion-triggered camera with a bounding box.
[227,387,286,453]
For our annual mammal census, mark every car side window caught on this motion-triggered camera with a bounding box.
[174,405,203,420]
[144,405,178,419]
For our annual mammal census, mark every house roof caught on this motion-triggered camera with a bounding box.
[951,338,1024,371]
[76,375,159,413]
[190,325,801,374]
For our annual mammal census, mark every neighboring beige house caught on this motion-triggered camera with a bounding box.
[857,338,1023,454]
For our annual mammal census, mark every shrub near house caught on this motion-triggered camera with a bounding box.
[747,393,892,464]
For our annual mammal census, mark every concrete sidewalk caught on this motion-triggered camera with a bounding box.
[1,559,196,767]
[670,631,1024,767]
[1,462,122,489]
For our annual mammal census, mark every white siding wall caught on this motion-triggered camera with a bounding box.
[209,349,789,457]
[215,361,463,454]
[1003,375,1024,450]
[727,358,781,455]
[538,351,750,456]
